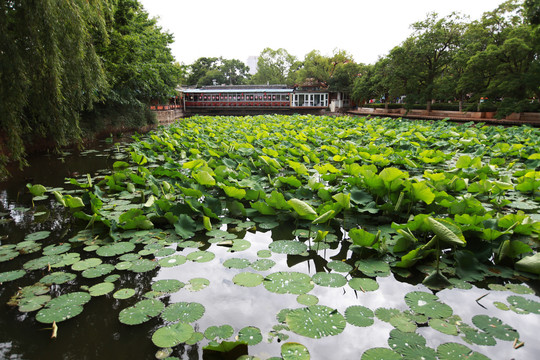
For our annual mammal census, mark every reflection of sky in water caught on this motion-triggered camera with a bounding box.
[156,229,540,359]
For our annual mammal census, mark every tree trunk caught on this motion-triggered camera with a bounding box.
[426,100,432,113]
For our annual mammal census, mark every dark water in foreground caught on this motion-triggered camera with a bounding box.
[0,138,539,360]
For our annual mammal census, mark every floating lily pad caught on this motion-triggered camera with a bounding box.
[158,255,187,267]
[237,326,263,345]
[104,274,121,283]
[263,272,314,295]
[187,250,215,263]
[17,241,42,254]
[345,305,374,327]
[0,269,26,282]
[186,278,210,292]
[119,298,165,325]
[204,324,234,341]
[42,243,71,256]
[24,255,63,271]
[389,313,417,333]
[228,239,251,252]
[327,260,353,273]
[18,294,51,312]
[375,308,401,323]
[459,325,496,346]
[155,247,176,257]
[130,258,158,273]
[348,277,379,292]
[96,242,136,257]
[36,292,91,323]
[152,279,185,294]
[118,253,141,262]
[40,271,76,285]
[281,342,310,360]
[233,272,264,287]
[472,315,519,341]
[113,288,136,300]
[82,264,115,278]
[269,240,308,255]
[257,250,272,258]
[25,230,51,241]
[115,261,133,270]
[71,258,102,271]
[404,291,452,318]
[388,329,426,352]
[361,347,401,360]
[355,259,391,277]
[429,317,460,336]
[185,331,205,345]
[89,282,115,296]
[507,295,540,314]
[223,258,251,269]
[436,342,490,360]
[0,247,19,262]
[285,305,346,339]
[297,294,319,306]
[161,302,205,323]
[312,272,347,288]
[152,322,195,348]
[250,259,276,271]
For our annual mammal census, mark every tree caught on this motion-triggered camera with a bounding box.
[220,59,251,85]
[327,50,362,94]
[292,50,331,85]
[251,48,297,85]
[186,57,220,86]
[0,0,111,177]
[186,57,250,86]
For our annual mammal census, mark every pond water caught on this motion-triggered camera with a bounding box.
[1,132,539,360]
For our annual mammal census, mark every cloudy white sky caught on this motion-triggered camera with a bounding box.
[139,0,506,67]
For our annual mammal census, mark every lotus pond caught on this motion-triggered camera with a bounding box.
[1,115,539,360]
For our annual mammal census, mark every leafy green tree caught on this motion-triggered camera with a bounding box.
[0,0,111,177]
[524,0,540,25]
[186,57,220,86]
[220,59,251,85]
[327,50,362,93]
[292,50,332,85]
[251,48,297,85]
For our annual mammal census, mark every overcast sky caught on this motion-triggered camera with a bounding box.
[139,0,506,67]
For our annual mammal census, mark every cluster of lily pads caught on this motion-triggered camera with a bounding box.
[1,114,539,359]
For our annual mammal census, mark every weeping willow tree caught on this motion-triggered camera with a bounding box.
[0,0,112,178]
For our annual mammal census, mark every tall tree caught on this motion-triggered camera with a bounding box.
[251,48,296,85]
[186,57,220,86]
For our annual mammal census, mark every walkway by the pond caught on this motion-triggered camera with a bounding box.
[348,108,540,127]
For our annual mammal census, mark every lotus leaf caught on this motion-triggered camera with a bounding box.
[42,243,71,256]
[88,282,115,296]
[232,272,264,287]
[507,295,540,314]
[155,247,176,257]
[96,242,136,257]
[281,342,310,360]
[344,305,374,327]
[428,317,460,336]
[263,272,314,295]
[515,253,540,275]
[161,302,205,322]
[375,308,401,323]
[361,347,401,360]
[285,305,346,339]
[24,230,51,241]
[36,292,91,323]
[186,277,210,291]
[158,254,187,267]
[0,269,26,282]
[82,264,115,278]
[327,260,353,273]
[223,258,251,269]
[40,271,76,285]
[185,331,205,345]
[129,259,158,273]
[348,277,379,292]
[250,259,275,271]
[204,324,234,341]
[257,250,272,258]
[388,329,426,352]
[151,279,185,293]
[355,259,390,277]
[287,199,317,220]
[236,326,262,346]
[187,250,215,263]
[115,261,133,270]
[71,258,102,271]
[436,342,490,360]
[15,241,42,254]
[269,240,308,255]
[0,247,19,262]
[18,294,51,312]
[459,326,496,346]
[472,315,519,341]
[296,294,319,306]
[311,272,347,288]
[104,274,121,283]
[113,288,136,300]
[152,322,195,348]
[119,298,165,325]
[404,291,453,318]
[389,313,417,333]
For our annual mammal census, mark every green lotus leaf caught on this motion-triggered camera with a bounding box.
[18,294,51,312]
[161,302,205,323]
[507,295,540,314]
[119,298,165,325]
[361,347,401,360]
[237,326,262,346]
[459,325,496,346]
[155,247,176,257]
[186,277,210,291]
[281,342,310,360]
[185,331,205,345]
[404,291,452,318]
[158,255,187,267]
[96,242,136,257]
[118,253,141,261]
[152,322,195,348]
[257,250,272,258]
[151,279,185,293]
[355,259,390,277]
[226,239,251,252]
[250,258,275,271]
[27,183,47,197]
[36,292,91,323]
[129,258,158,273]
[115,261,133,270]
[327,260,353,273]
[285,305,346,339]
[311,272,347,288]
[19,284,51,297]
[472,315,519,341]
[88,282,115,296]
[0,269,26,282]
[296,294,319,306]
[504,284,534,295]
[24,230,51,241]
[269,240,308,255]
[515,253,540,275]
[389,313,417,333]
[233,272,264,287]
[204,324,234,341]
[344,305,374,327]
[187,250,215,263]
[388,329,426,352]
[428,315,461,336]
[42,243,70,256]
[23,255,62,271]
[82,264,115,279]
[399,344,437,360]
[71,258,102,271]
[287,199,317,220]
[263,271,314,295]
[193,171,215,186]
[436,342,490,360]
[0,247,19,262]
[104,274,121,283]
[40,271,76,285]
[50,253,80,269]
[113,288,136,300]
[375,308,401,323]
[348,277,379,292]
[174,214,197,239]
